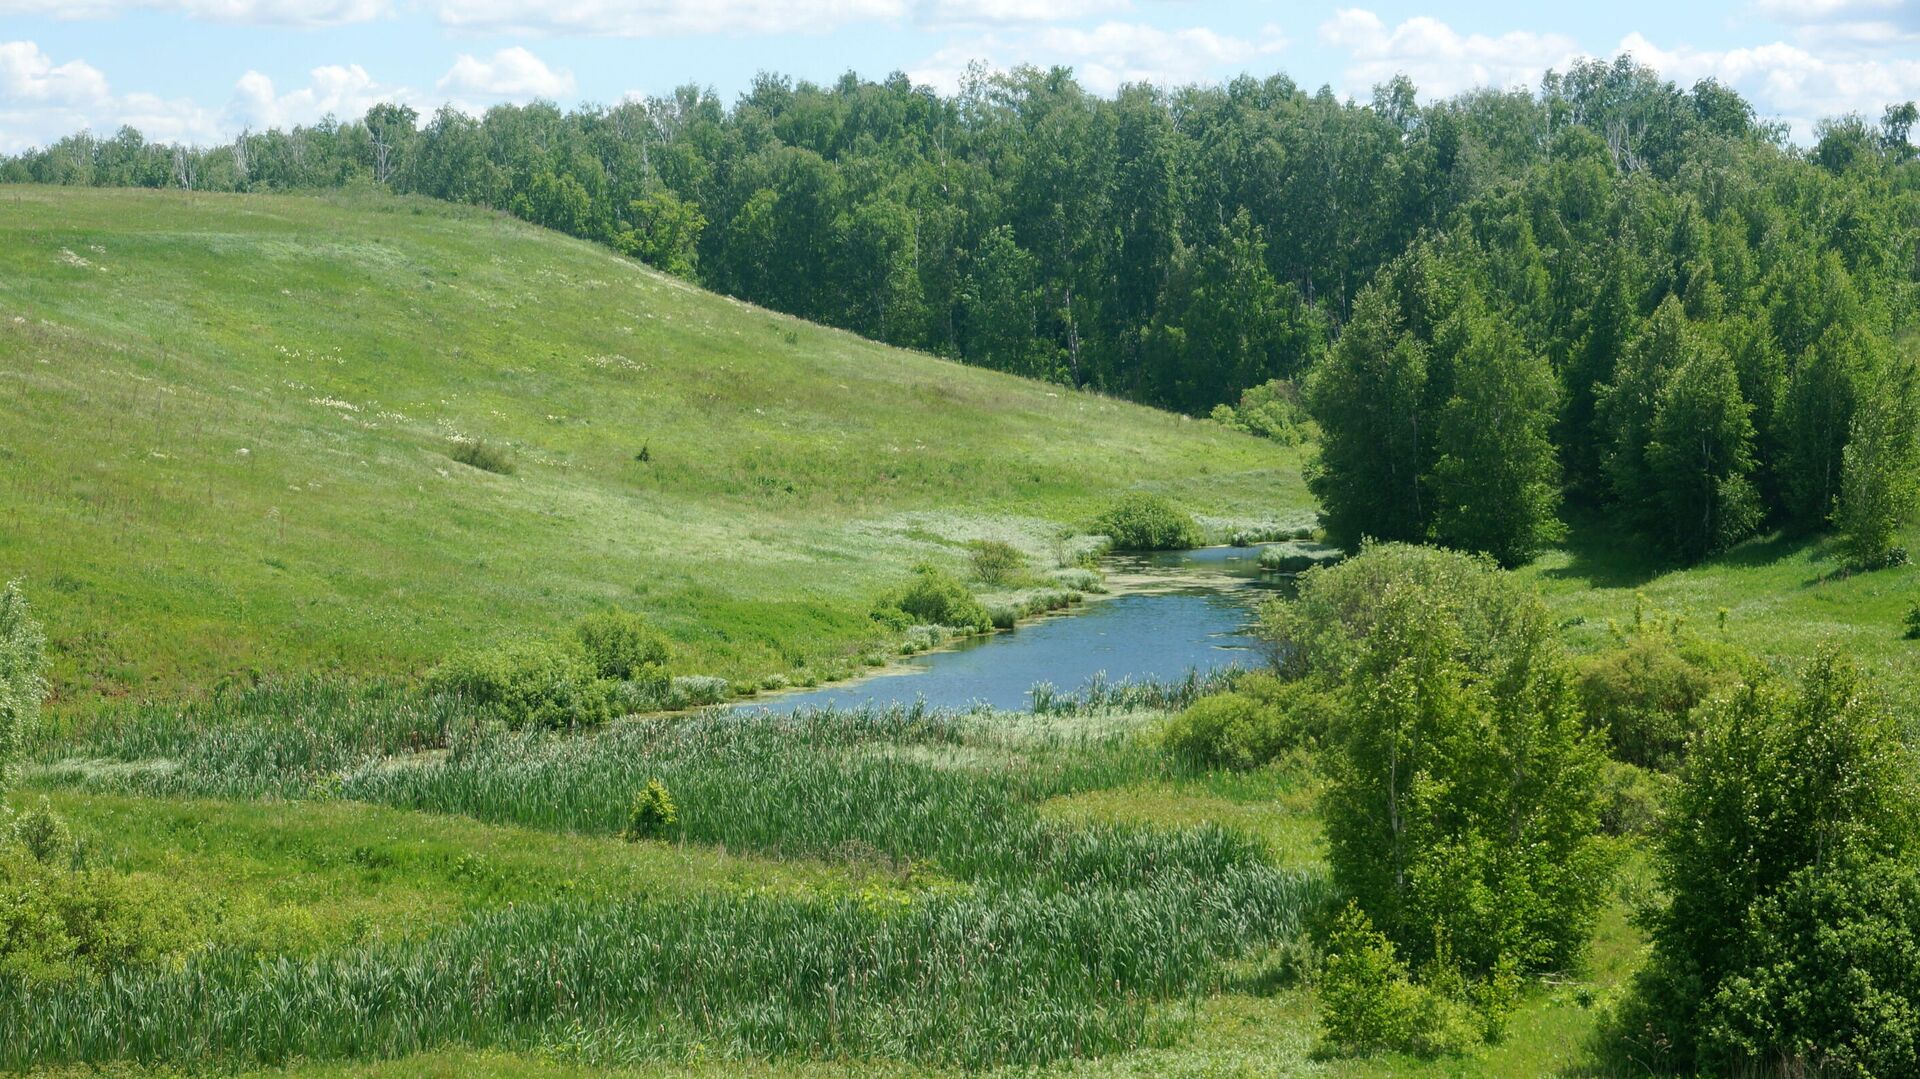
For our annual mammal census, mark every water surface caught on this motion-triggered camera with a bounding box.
[738,546,1285,714]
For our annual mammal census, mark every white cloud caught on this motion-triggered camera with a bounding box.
[0,40,112,105]
[228,63,409,130]
[919,0,1127,27]
[909,20,1283,96]
[0,40,219,151]
[1319,8,1583,99]
[428,0,906,36]
[1315,8,1919,140]
[436,47,574,104]
[0,0,391,27]
[0,41,423,152]
[1618,31,1920,135]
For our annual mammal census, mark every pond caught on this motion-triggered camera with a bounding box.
[735,545,1291,715]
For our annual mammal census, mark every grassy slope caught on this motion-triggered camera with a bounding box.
[0,185,1305,709]
[1518,514,1920,707]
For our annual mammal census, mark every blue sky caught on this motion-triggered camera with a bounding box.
[3,0,1917,153]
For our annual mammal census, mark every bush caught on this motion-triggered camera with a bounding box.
[449,438,515,475]
[0,841,198,984]
[1576,625,1743,770]
[2,799,75,865]
[876,565,991,633]
[1211,379,1311,444]
[574,610,670,680]
[622,779,679,841]
[1093,493,1203,551]
[1320,904,1484,1059]
[1597,760,1672,837]
[1256,541,1343,574]
[1616,650,1920,1074]
[967,540,1026,586]
[667,675,730,708]
[424,641,617,729]
[1159,676,1325,769]
[1905,603,1920,640]
[0,580,46,798]
[1269,543,1614,978]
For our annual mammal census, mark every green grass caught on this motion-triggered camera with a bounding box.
[30,787,915,957]
[11,703,1326,1072]
[0,185,1304,710]
[1515,514,1920,705]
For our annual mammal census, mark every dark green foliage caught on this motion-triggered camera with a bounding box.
[1093,493,1203,551]
[1906,604,1920,640]
[966,540,1026,586]
[874,565,992,632]
[1158,675,1324,770]
[622,779,678,841]
[1617,650,1920,1074]
[574,609,671,681]
[616,189,705,278]
[1836,351,1920,569]
[0,580,45,798]
[424,641,617,729]
[1269,544,1613,977]
[449,438,514,475]
[1305,287,1427,548]
[1427,304,1565,566]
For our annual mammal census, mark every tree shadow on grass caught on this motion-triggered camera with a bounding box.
[1545,512,1833,592]
[1541,513,1673,590]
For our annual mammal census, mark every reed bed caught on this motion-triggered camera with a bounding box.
[1,862,1326,1070]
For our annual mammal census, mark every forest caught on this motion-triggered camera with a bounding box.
[9,56,1916,570]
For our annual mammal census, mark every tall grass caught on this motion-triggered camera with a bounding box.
[39,677,471,799]
[338,706,1205,884]
[1,863,1326,1070]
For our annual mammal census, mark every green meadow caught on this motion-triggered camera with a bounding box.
[0,185,1303,711]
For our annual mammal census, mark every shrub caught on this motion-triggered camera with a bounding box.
[877,565,991,633]
[667,675,730,708]
[449,438,515,475]
[1597,760,1672,837]
[1257,542,1343,574]
[574,609,670,680]
[1906,604,1920,640]
[967,540,1026,586]
[0,580,45,798]
[1270,543,1614,977]
[1320,904,1483,1059]
[1212,379,1311,444]
[622,779,679,841]
[3,799,75,865]
[0,843,198,984]
[1159,676,1325,769]
[1576,625,1743,770]
[1093,493,1203,551]
[1616,650,1920,1074]
[1048,567,1104,593]
[424,641,616,729]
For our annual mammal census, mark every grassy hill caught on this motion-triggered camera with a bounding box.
[0,185,1305,709]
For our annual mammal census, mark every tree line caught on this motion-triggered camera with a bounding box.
[7,58,1917,565]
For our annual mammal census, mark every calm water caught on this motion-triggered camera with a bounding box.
[736,545,1286,715]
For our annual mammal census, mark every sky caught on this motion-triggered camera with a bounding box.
[2,0,1918,153]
